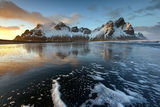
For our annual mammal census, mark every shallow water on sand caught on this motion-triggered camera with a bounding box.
[0,41,160,107]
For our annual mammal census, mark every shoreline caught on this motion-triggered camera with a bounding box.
[0,39,159,45]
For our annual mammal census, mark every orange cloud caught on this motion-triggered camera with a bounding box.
[0,25,20,30]
[0,0,51,25]
[0,0,81,25]
[0,25,23,40]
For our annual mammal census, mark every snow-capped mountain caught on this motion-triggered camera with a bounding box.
[90,17,146,40]
[14,17,146,41]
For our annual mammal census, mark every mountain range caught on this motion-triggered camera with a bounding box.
[14,17,146,42]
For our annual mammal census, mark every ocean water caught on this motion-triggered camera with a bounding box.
[0,41,160,107]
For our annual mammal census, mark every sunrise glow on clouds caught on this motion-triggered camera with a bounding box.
[0,0,160,40]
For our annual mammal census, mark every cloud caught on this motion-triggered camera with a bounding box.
[151,0,158,2]
[128,13,155,20]
[0,0,50,25]
[21,25,24,27]
[135,22,160,40]
[104,6,132,20]
[128,15,138,20]
[105,8,123,19]
[49,13,82,25]
[87,4,97,12]
[135,0,160,13]
[0,25,22,40]
[0,25,20,30]
[0,0,81,25]
[62,13,82,25]
[127,0,160,20]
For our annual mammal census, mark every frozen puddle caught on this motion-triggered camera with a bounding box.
[51,63,146,107]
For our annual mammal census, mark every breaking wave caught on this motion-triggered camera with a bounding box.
[51,80,66,107]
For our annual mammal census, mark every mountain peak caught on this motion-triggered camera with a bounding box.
[54,22,70,30]
[115,17,126,28]
[35,24,43,29]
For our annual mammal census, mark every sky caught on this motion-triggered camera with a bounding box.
[0,0,160,40]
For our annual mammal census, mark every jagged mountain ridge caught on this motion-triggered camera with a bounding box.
[14,17,146,41]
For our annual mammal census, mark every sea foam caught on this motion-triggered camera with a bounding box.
[51,80,66,107]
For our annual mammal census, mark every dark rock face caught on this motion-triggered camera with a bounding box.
[83,28,91,34]
[124,29,134,35]
[21,29,43,37]
[24,29,30,34]
[106,21,114,28]
[71,26,79,32]
[137,32,143,37]
[21,29,30,37]
[137,32,146,40]
[35,30,43,36]
[14,26,44,41]
[115,17,126,27]
[106,29,115,37]
[35,24,43,29]
[14,35,21,40]
[71,27,91,34]
[91,21,115,40]
[123,23,134,35]
[105,21,114,37]
[54,22,70,31]
[80,27,91,34]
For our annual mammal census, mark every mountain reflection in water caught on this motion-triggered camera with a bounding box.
[0,42,130,75]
